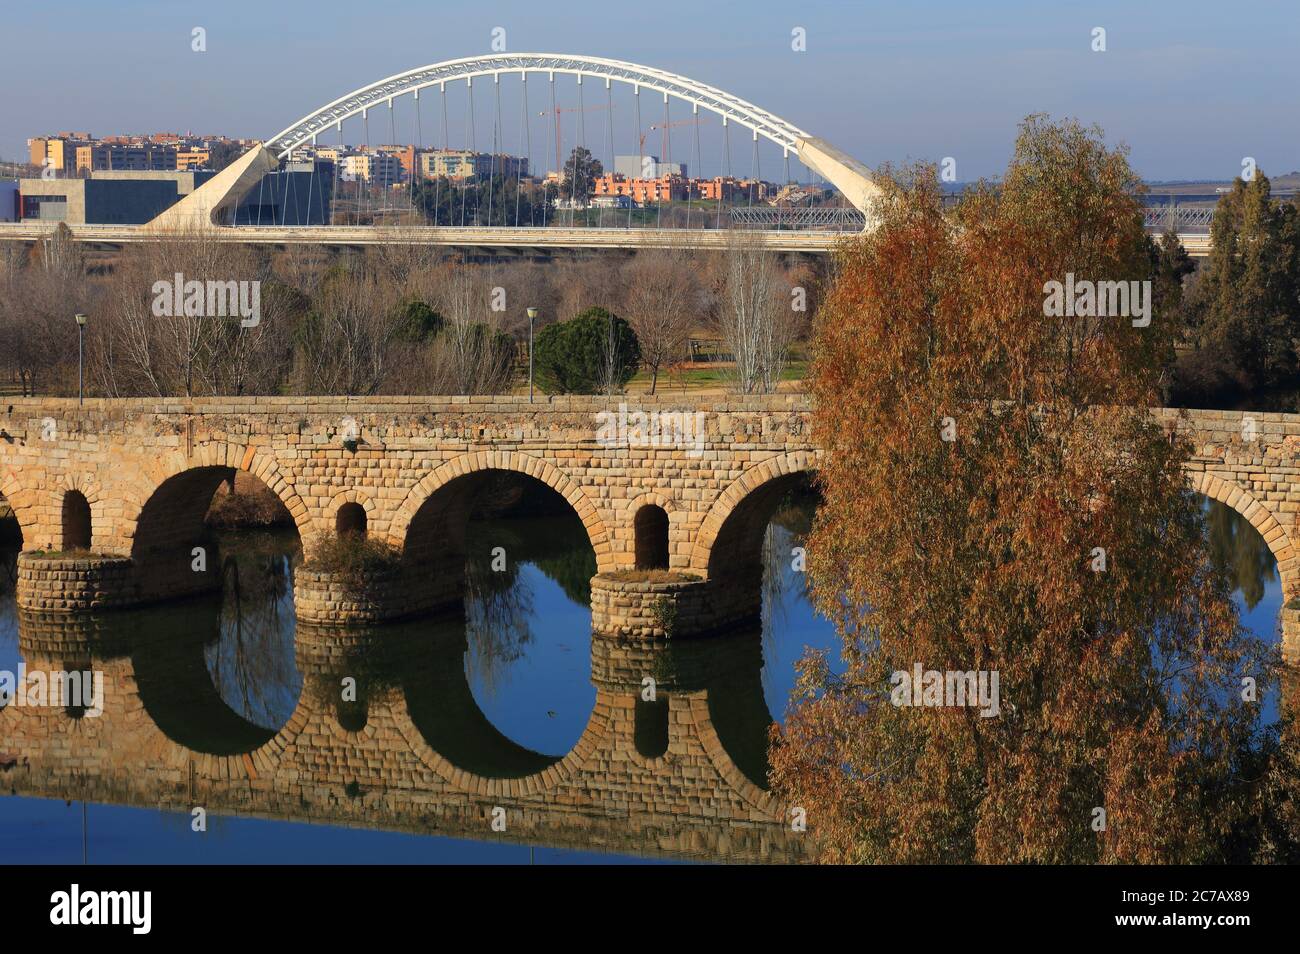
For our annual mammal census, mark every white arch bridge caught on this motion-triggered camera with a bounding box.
[0,53,1214,255]
[141,52,880,246]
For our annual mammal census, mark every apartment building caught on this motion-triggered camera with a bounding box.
[75,142,177,173]
[342,151,404,187]
[418,149,529,180]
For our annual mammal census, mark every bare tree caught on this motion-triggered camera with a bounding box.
[430,258,516,394]
[0,231,93,396]
[90,234,286,397]
[713,230,802,393]
[551,258,623,323]
[291,262,402,395]
[619,247,702,393]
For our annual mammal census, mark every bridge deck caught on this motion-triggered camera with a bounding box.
[0,223,1213,256]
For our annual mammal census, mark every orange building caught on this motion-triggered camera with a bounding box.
[28,136,91,172]
[591,173,689,205]
[696,176,764,202]
[378,145,417,179]
[176,149,212,171]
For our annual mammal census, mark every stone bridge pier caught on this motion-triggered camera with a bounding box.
[2,398,1299,660]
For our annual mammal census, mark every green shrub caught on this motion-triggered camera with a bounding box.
[392,298,445,343]
[649,596,678,637]
[533,307,641,394]
[603,568,701,583]
[303,531,400,584]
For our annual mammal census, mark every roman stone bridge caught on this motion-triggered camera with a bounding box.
[0,395,1298,658]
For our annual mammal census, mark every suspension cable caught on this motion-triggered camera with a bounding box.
[387,96,397,216]
[631,85,642,230]
[657,93,667,230]
[436,82,448,227]
[487,74,500,228]
[602,78,613,230]
[514,71,525,228]
[461,77,473,228]
[412,88,423,220]
[362,107,371,223]
[545,75,556,229]
[720,117,732,230]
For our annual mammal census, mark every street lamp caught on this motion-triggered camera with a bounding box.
[526,307,538,402]
[74,313,87,406]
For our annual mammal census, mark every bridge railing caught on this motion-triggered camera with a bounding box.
[1143,204,1217,233]
[728,207,866,231]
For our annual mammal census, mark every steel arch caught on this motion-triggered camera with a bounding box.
[266,53,810,159]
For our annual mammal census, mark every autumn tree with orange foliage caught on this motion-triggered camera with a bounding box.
[771,116,1287,863]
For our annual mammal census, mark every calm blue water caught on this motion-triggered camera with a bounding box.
[0,491,1283,863]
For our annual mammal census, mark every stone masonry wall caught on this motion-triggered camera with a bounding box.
[590,572,758,638]
[14,554,136,612]
[1,398,1299,653]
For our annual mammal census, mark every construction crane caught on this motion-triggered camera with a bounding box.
[639,118,708,175]
[540,103,612,179]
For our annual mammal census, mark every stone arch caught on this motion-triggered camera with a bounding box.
[392,685,617,799]
[0,469,35,548]
[634,506,670,570]
[60,490,92,551]
[1187,470,1298,598]
[624,490,681,570]
[389,450,613,572]
[59,472,103,552]
[689,695,781,817]
[689,450,820,577]
[122,443,311,554]
[329,490,374,538]
[633,695,671,760]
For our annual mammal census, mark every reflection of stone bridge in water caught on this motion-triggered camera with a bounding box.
[4,395,1300,858]
[2,395,1299,657]
[2,608,806,862]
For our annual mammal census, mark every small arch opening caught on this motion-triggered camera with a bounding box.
[336,502,368,538]
[0,491,22,592]
[61,491,92,552]
[634,696,670,758]
[634,504,670,570]
[337,697,369,733]
[61,662,95,720]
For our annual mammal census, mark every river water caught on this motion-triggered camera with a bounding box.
[0,493,1282,863]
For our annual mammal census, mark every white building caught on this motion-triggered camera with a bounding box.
[614,155,686,180]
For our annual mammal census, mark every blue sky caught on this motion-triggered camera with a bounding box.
[2,0,1297,181]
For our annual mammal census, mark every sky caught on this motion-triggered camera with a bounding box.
[1,0,1297,182]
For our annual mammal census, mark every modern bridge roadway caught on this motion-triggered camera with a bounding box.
[0,222,1213,256]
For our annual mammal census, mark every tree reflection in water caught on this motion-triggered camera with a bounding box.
[463,519,536,695]
[462,513,597,698]
[204,529,303,730]
[760,485,835,723]
[1204,497,1276,610]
